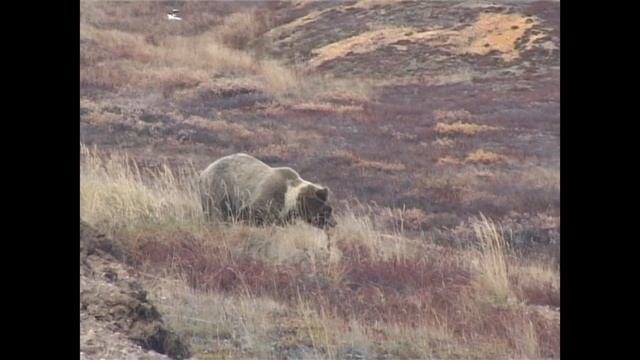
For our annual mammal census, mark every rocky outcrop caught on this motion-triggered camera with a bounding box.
[80,220,191,360]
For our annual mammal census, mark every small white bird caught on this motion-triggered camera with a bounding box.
[167,8,182,21]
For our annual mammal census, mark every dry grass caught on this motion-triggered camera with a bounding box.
[432,137,456,148]
[438,156,464,166]
[332,206,408,263]
[264,7,330,36]
[183,117,254,143]
[79,0,234,37]
[231,223,343,268]
[80,24,255,92]
[146,276,471,360]
[325,149,407,173]
[145,277,287,358]
[81,146,559,359]
[290,101,364,114]
[470,215,514,305]
[433,109,475,123]
[435,121,500,136]
[510,258,560,307]
[357,159,407,172]
[80,4,373,103]
[252,144,298,161]
[80,0,559,355]
[212,8,271,49]
[511,316,542,360]
[79,144,203,235]
[353,0,403,9]
[453,13,541,61]
[465,149,509,164]
[309,26,446,68]
[396,12,545,62]
[303,10,550,70]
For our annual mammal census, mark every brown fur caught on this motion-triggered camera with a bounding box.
[199,153,335,228]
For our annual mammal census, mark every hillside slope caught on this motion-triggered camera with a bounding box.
[80,1,560,358]
[80,0,559,235]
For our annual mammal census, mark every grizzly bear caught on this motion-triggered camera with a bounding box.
[199,153,336,228]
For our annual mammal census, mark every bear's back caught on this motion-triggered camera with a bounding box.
[200,153,273,196]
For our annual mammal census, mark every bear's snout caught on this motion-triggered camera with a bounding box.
[324,216,337,228]
[316,205,336,228]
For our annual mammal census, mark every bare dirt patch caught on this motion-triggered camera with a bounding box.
[80,220,191,360]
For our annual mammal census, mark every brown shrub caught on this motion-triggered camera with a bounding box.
[432,109,474,123]
[213,8,273,49]
[465,149,509,164]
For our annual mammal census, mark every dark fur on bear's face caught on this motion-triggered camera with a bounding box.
[298,186,336,228]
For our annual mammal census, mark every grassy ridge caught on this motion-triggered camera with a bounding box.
[81,145,559,359]
[80,1,559,358]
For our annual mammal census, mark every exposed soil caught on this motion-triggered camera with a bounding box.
[80,220,191,360]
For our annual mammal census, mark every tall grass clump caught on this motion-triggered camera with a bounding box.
[470,214,513,305]
[331,202,414,263]
[80,144,204,236]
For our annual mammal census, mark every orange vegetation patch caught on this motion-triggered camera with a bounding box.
[309,27,445,68]
[438,149,509,166]
[451,13,541,61]
[465,149,509,164]
[308,12,549,67]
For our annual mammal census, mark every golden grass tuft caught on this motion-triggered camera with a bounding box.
[290,101,364,114]
[357,159,407,172]
[433,109,474,123]
[80,144,203,235]
[331,203,428,263]
[435,121,500,136]
[470,214,514,305]
[465,149,509,164]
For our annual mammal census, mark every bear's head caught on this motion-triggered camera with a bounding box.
[297,185,336,228]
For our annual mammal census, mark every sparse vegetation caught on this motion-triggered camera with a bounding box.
[81,146,559,359]
[80,9,372,103]
[80,0,559,358]
[435,122,500,136]
[465,149,510,164]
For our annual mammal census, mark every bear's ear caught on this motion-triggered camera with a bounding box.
[316,187,328,202]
